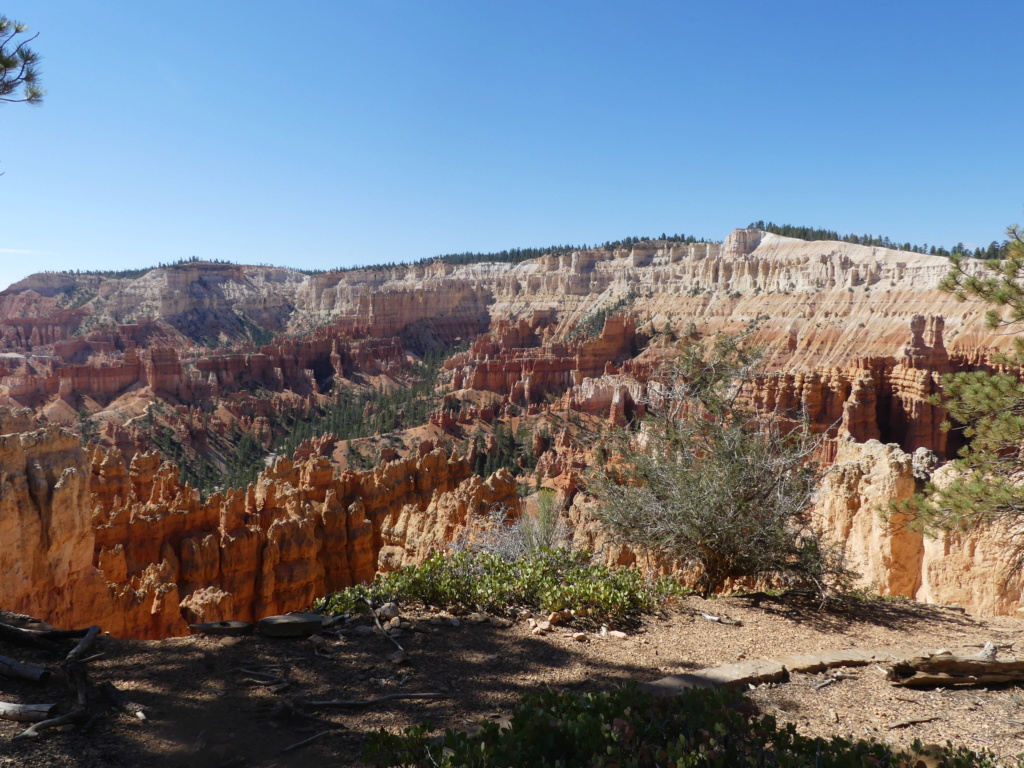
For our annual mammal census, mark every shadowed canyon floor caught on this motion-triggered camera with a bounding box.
[2,598,1023,767]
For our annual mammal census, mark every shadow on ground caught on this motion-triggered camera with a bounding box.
[0,609,673,768]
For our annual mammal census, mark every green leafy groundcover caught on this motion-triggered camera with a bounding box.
[317,549,685,627]
[367,685,1014,768]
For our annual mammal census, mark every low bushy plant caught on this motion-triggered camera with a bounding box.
[317,549,686,627]
[366,685,1014,767]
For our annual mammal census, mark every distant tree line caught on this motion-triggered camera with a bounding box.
[52,256,245,279]
[749,221,1010,260]
[424,234,711,267]
[285,234,717,277]
[34,234,724,282]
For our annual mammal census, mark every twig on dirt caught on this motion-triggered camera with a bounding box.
[280,730,332,754]
[306,693,449,708]
[813,678,835,691]
[885,716,940,730]
[362,597,405,652]
[236,668,290,681]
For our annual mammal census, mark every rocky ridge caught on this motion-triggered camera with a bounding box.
[1,228,1022,638]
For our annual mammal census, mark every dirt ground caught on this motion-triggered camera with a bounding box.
[1,595,1023,767]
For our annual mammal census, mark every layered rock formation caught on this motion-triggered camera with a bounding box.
[2,227,1023,635]
[814,439,1021,615]
[0,407,519,638]
[1,231,1008,362]
[0,329,408,411]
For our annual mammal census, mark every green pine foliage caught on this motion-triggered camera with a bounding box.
[0,15,43,105]
[275,346,457,460]
[896,225,1024,575]
[749,220,1009,259]
[469,422,536,479]
[366,684,1009,768]
[143,344,464,496]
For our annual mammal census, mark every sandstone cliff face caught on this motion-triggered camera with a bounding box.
[2,231,1007,364]
[1,328,408,412]
[813,439,1021,615]
[0,406,520,638]
[87,440,512,637]
[449,311,955,458]
[0,415,96,623]
[0,231,1005,453]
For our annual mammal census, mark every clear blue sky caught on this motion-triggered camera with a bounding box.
[1,1,1022,290]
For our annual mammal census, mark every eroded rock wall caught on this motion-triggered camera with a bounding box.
[0,408,519,638]
[813,439,1021,615]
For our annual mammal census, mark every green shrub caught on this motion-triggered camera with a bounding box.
[366,685,1013,767]
[317,549,686,627]
[589,329,852,598]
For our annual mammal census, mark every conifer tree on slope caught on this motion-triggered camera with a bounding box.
[900,225,1024,575]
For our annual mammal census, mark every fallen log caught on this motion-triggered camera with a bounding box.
[280,730,332,754]
[0,622,59,651]
[888,650,1024,687]
[0,702,56,723]
[0,655,51,684]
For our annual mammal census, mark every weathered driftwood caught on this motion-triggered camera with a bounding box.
[14,625,101,740]
[0,654,51,683]
[0,621,91,645]
[885,716,940,729]
[0,622,59,651]
[0,701,56,722]
[65,625,101,665]
[888,651,1024,687]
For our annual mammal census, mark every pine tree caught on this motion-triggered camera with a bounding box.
[0,15,42,105]
[899,225,1024,574]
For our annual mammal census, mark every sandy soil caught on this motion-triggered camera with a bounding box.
[1,595,1022,767]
